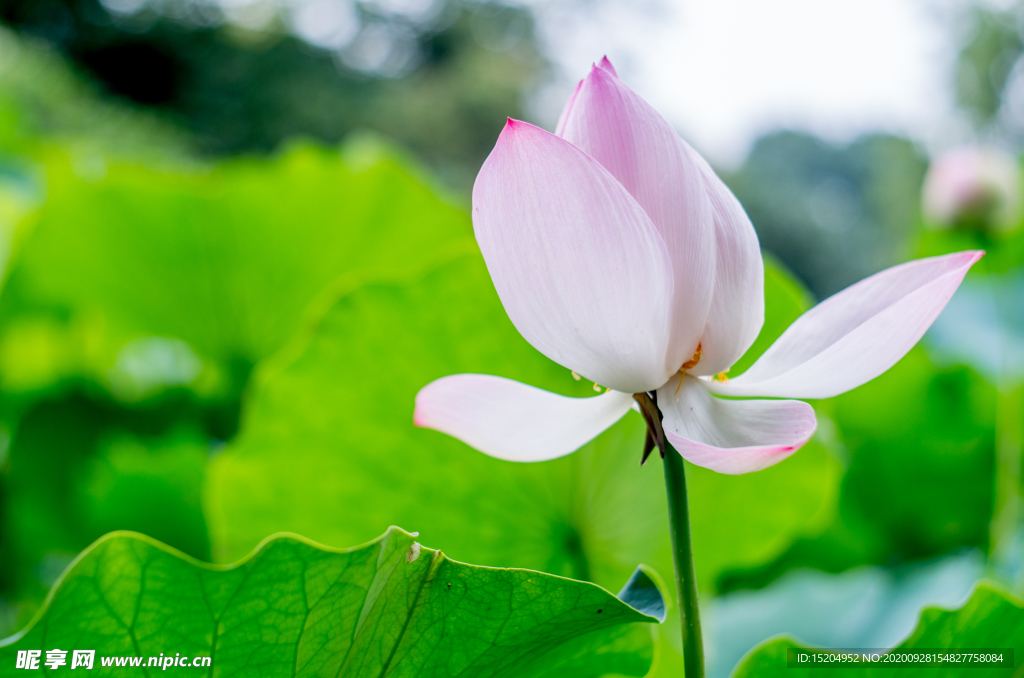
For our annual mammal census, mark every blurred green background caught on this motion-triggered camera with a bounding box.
[0,0,1021,676]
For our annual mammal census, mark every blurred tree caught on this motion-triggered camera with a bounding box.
[0,27,188,161]
[0,0,548,189]
[956,4,1023,130]
[726,131,927,300]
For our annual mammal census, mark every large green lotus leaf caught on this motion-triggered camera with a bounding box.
[206,251,840,674]
[0,139,472,400]
[732,584,1024,677]
[0,527,661,677]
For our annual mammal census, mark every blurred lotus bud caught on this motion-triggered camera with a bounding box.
[922,145,1023,233]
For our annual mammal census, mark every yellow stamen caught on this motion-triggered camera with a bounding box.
[571,370,581,381]
[674,343,703,394]
[593,383,603,392]
[681,343,702,371]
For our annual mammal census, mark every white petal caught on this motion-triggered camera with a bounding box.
[473,119,675,393]
[414,374,634,462]
[711,251,984,399]
[556,62,716,378]
[691,156,765,376]
[657,375,817,474]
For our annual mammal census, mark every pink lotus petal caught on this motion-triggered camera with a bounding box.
[473,119,676,394]
[415,374,634,462]
[597,56,618,77]
[657,375,817,474]
[691,154,765,376]
[556,62,716,380]
[554,79,583,137]
[711,250,984,399]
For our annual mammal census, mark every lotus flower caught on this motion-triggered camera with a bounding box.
[415,58,981,474]
[922,145,1023,233]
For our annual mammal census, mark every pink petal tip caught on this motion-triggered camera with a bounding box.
[597,56,618,77]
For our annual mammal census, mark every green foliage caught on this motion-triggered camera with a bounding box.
[0,140,471,403]
[0,140,472,633]
[0,527,661,677]
[732,584,1024,677]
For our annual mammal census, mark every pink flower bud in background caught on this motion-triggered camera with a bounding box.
[922,145,1023,233]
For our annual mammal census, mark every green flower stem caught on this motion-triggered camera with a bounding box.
[662,438,704,678]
